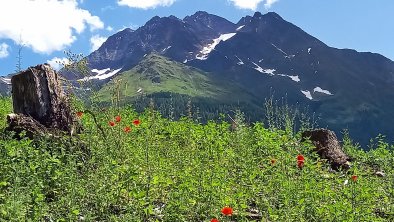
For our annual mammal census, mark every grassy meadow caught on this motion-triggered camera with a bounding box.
[0,96,393,221]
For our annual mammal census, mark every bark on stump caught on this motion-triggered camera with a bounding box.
[6,64,78,138]
[301,129,351,170]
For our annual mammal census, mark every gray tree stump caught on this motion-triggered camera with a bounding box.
[301,129,351,170]
[6,64,79,138]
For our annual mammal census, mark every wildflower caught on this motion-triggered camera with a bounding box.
[351,175,358,182]
[124,126,131,133]
[297,154,305,162]
[109,121,115,127]
[221,206,233,216]
[132,119,141,126]
[297,161,305,169]
[115,115,121,123]
[271,159,276,165]
[210,219,219,222]
[344,179,349,185]
[297,154,305,169]
[76,111,83,118]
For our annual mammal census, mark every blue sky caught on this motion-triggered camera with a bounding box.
[1,0,393,76]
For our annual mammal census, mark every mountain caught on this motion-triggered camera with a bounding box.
[48,11,394,145]
[62,11,238,81]
[95,53,263,120]
[96,53,251,102]
[0,74,13,96]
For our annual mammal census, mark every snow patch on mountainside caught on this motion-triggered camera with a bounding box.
[252,62,275,75]
[314,86,333,95]
[235,55,244,65]
[196,33,236,60]
[0,77,11,85]
[82,68,122,81]
[277,74,300,82]
[271,43,288,56]
[92,68,110,75]
[308,48,311,54]
[162,46,172,52]
[301,90,313,100]
[288,75,300,82]
[236,25,245,31]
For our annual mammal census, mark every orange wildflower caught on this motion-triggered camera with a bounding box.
[221,207,233,216]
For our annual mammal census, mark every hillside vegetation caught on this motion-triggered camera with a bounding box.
[97,54,251,104]
[0,96,393,221]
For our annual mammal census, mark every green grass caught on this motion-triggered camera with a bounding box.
[96,54,251,104]
[0,96,393,221]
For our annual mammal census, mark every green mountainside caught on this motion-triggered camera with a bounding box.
[97,54,250,102]
[95,54,265,121]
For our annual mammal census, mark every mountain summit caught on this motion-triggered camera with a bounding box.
[59,11,394,146]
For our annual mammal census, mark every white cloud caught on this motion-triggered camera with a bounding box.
[0,0,104,54]
[90,35,107,52]
[228,0,279,10]
[0,43,9,58]
[264,0,279,9]
[47,57,70,70]
[117,0,176,9]
[106,26,114,32]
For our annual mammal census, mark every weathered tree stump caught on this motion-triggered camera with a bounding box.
[5,64,79,138]
[301,129,351,170]
[6,113,49,138]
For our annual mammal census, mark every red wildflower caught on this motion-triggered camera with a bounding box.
[210,219,219,222]
[109,121,115,127]
[271,159,276,165]
[297,154,305,169]
[297,161,305,169]
[221,206,233,216]
[124,126,131,133]
[76,111,83,118]
[351,175,358,182]
[132,119,141,126]
[297,154,305,162]
[115,115,121,123]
